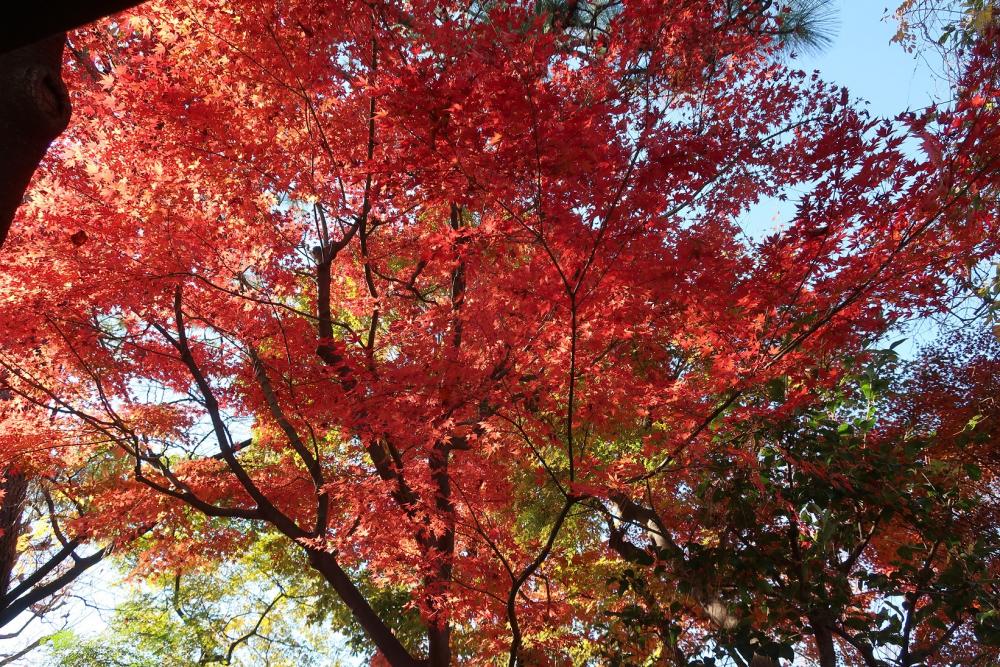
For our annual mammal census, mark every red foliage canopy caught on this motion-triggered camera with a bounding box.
[1,1,998,664]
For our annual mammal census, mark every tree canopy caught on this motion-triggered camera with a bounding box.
[0,0,998,664]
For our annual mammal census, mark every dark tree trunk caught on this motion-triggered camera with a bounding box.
[0,35,71,246]
[425,445,454,667]
[810,614,838,667]
[0,473,29,600]
[306,549,424,667]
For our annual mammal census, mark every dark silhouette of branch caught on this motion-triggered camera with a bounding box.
[0,2,147,54]
[0,635,43,666]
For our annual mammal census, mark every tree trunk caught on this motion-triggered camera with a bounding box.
[0,35,71,246]
[306,549,424,667]
[0,473,29,601]
[810,615,838,667]
[425,445,454,667]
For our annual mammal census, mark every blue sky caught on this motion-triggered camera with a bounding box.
[738,0,945,242]
[797,0,943,116]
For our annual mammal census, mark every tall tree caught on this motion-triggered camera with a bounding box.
[0,1,998,664]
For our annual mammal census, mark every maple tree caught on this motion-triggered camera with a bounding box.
[0,0,998,664]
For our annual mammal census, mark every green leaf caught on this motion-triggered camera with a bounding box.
[767,376,787,403]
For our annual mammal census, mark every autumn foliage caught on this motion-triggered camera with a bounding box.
[1,0,999,665]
